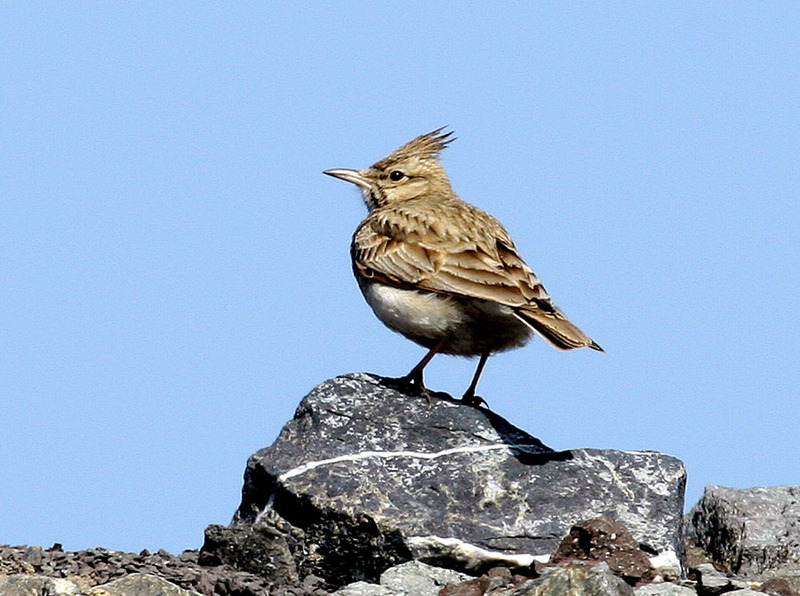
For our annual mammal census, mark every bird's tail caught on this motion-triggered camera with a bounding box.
[514,308,604,352]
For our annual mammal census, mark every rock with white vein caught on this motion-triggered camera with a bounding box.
[201,373,686,588]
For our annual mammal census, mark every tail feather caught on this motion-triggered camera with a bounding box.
[515,308,603,352]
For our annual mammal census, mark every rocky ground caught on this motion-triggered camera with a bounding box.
[0,544,275,595]
[2,519,798,595]
[3,374,798,595]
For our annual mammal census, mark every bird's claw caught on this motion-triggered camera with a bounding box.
[461,392,489,408]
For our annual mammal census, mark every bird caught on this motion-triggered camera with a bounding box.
[324,128,602,406]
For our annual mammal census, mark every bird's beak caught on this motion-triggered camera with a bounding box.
[323,168,372,191]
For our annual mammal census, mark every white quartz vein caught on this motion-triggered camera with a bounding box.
[277,443,534,483]
[257,443,537,519]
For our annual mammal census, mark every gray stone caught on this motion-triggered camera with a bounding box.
[694,562,730,594]
[634,582,696,595]
[687,486,800,576]
[332,581,401,595]
[333,561,470,595]
[0,574,81,596]
[209,373,686,585]
[379,561,470,594]
[504,562,634,595]
[91,573,202,595]
[649,552,684,582]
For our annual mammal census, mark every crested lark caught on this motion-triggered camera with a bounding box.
[324,128,602,405]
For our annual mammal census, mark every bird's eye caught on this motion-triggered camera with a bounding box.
[389,170,405,182]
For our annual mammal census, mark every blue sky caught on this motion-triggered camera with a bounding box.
[2,3,798,554]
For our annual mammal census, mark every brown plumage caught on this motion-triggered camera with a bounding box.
[325,128,602,405]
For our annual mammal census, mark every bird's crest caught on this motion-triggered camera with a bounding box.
[373,127,454,169]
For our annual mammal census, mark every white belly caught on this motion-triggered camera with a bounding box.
[362,282,466,342]
[358,280,532,355]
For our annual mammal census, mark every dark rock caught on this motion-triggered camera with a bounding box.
[439,566,528,596]
[694,562,734,595]
[692,562,757,596]
[550,517,656,586]
[687,486,800,580]
[0,544,280,595]
[202,373,686,587]
[23,547,43,568]
[200,515,299,585]
[685,541,724,575]
[761,577,800,596]
[440,575,493,596]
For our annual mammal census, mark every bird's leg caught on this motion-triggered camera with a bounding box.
[392,338,446,404]
[461,351,490,407]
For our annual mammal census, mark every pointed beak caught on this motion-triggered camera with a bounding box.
[323,168,372,191]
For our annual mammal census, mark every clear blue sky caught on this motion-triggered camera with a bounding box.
[2,3,798,554]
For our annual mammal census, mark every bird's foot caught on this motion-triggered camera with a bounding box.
[382,373,430,404]
[460,391,489,409]
[382,373,449,405]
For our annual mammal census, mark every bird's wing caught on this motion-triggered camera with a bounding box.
[352,200,602,351]
[352,201,545,304]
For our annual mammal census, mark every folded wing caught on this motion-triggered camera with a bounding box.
[352,199,602,352]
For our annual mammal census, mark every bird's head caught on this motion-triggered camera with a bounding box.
[324,128,455,210]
